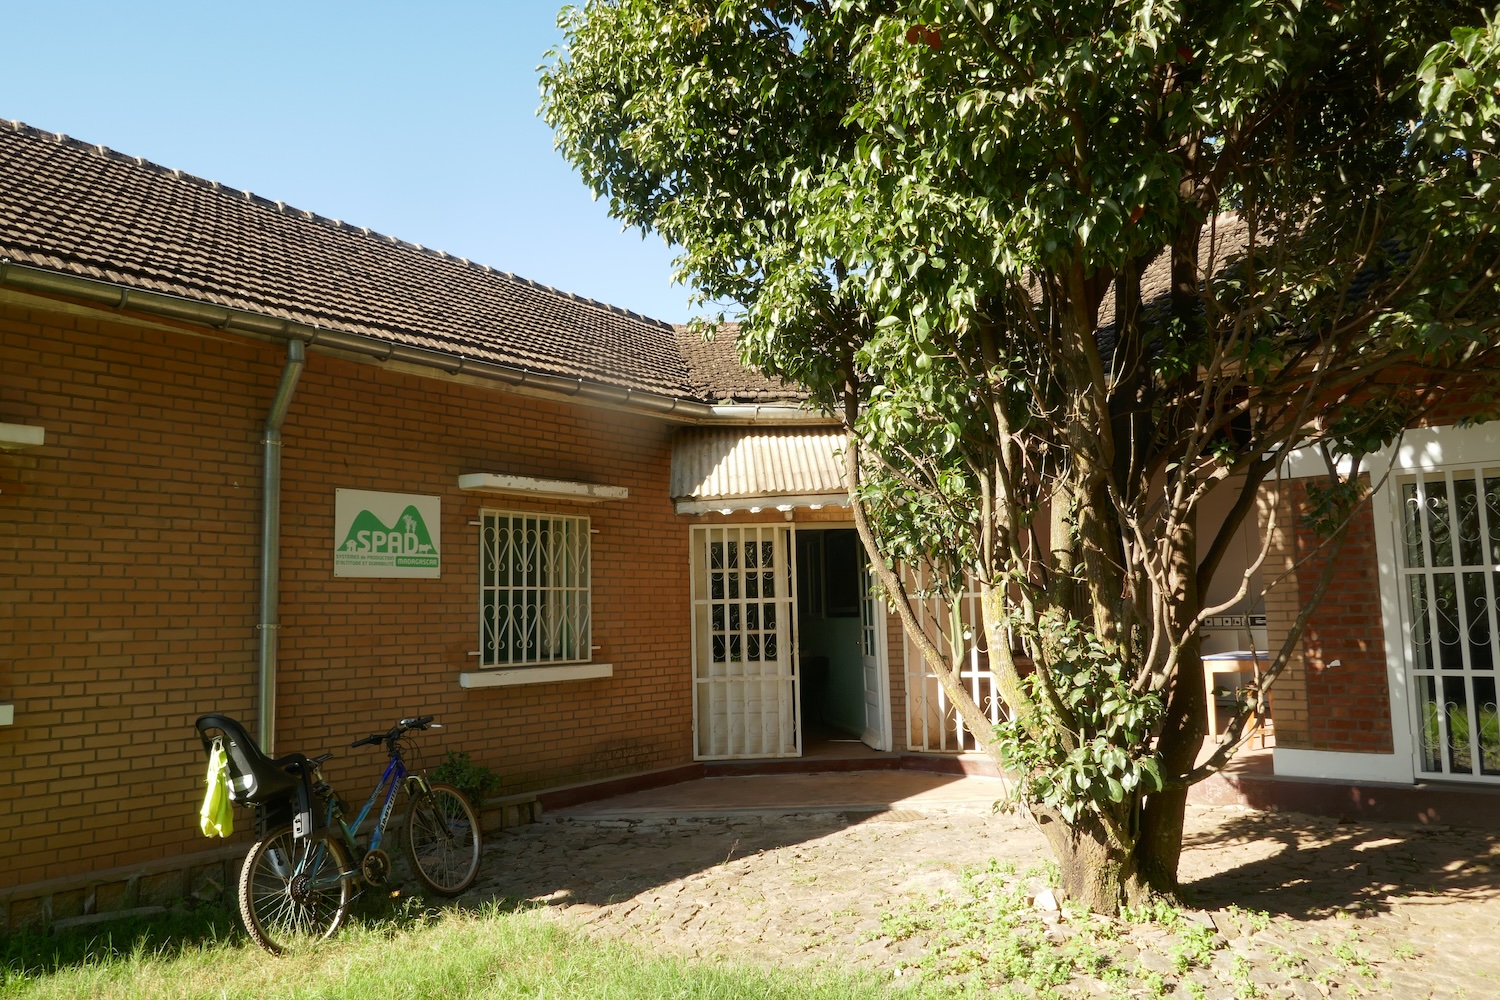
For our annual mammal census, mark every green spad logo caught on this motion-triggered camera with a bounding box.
[339,505,438,565]
[333,490,441,578]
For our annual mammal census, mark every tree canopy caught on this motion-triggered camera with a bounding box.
[543,0,1500,912]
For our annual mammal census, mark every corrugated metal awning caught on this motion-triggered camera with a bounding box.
[671,427,849,514]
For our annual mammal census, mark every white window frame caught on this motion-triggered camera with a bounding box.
[478,509,592,669]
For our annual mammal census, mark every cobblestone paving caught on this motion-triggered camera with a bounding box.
[458,803,1499,999]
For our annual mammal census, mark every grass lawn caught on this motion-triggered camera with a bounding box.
[0,898,940,1000]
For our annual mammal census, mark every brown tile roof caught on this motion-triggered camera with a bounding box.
[0,120,701,398]
[672,322,807,404]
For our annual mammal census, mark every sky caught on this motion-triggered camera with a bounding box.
[1,0,696,323]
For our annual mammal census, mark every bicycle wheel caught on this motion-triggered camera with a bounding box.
[238,826,352,953]
[404,782,482,895]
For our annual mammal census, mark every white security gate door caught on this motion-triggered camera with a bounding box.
[1399,469,1500,781]
[859,556,892,750]
[691,525,800,759]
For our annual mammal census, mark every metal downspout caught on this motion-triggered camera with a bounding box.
[258,340,305,753]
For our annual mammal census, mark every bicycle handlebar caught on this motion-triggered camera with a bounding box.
[349,715,437,749]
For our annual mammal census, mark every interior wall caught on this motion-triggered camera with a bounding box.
[794,528,865,736]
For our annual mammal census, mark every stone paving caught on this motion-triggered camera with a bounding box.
[454,790,1500,999]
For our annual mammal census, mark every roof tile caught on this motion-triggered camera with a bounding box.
[0,121,711,399]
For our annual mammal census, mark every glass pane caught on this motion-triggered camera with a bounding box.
[763,603,776,630]
[743,541,757,569]
[1487,476,1500,564]
[713,635,726,661]
[748,635,762,661]
[710,541,724,570]
[1408,576,1433,672]
[762,571,776,598]
[1434,572,1464,670]
[712,605,725,632]
[1419,676,1442,773]
[1456,476,1483,566]
[729,635,742,661]
[728,572,740,600]
[746,572,759,599]
[1427,480,1454,567]
[1475,676,1500,776]
[1401,481,1425,568]
[729,604,741,632]
[710,573,724,601]
[1464,572,1494,671]
[762,540,775,568]
[746,604,760,630]
[1398,479,1422,566]
[1444,676,1473,773]
[764,634,778,660]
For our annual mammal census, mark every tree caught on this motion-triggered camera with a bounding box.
[542,1,1500,912]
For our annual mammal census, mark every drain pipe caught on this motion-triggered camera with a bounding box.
[258,339,306,753]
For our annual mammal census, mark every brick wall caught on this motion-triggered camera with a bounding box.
[1260,477,1393,753]
[1,297,694,890]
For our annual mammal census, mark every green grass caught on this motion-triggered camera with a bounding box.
[1,899,938,1000]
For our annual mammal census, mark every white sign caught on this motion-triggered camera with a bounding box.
[333,489,441,578]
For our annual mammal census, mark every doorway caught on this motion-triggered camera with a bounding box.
[795,528,892,752]
[689,523,892,760]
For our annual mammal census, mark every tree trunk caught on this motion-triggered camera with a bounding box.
[1137,515,1207,894]
[1035,808,1150,914]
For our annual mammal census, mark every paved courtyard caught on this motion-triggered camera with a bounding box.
[454,773,1500,999]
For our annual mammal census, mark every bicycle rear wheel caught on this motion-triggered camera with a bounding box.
[238,826,352,953]
[404,782,482,895]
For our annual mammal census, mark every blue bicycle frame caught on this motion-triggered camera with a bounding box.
[329,753,423,858]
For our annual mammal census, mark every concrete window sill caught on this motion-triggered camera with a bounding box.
[459,663,613,688]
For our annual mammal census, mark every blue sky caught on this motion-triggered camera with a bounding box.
[2,1,696,322]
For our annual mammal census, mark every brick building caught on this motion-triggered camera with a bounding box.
[1263,425,1500,787]
[1,121,1492,915]
[0,122,929,913]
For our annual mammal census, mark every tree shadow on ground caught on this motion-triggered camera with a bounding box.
[5,805,902,979]
[454,809,906,913]
[1178,809,1500,919]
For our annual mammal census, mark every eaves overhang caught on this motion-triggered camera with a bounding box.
[0,259,828,426]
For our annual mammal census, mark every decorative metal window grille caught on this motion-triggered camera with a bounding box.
[1399,470,1500,779]
[480,511,590,667]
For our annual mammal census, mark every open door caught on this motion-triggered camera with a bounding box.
[690,525,800,759]
[859,554,893,750]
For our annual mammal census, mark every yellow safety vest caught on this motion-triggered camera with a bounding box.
[200,738,234,838]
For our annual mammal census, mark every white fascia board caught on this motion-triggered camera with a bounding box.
[1278,422,1500,481]
[0,422,44,449]
[458,473,628,503]
[459,663,613,688]
[1272,747,1414,784]
[675,493,851,515]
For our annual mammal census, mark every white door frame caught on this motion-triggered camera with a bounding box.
[689,520,895,758]
[859,550,894,751]
[689,524,801,760]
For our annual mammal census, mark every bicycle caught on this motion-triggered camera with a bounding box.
[194,713,483,953]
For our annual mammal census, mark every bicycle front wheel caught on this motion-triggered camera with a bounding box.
[238,826,352,953]
[404,782,482,895]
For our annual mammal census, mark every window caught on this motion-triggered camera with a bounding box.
[480,511,590,667]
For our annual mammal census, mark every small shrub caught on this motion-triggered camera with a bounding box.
[431,751,500,805]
